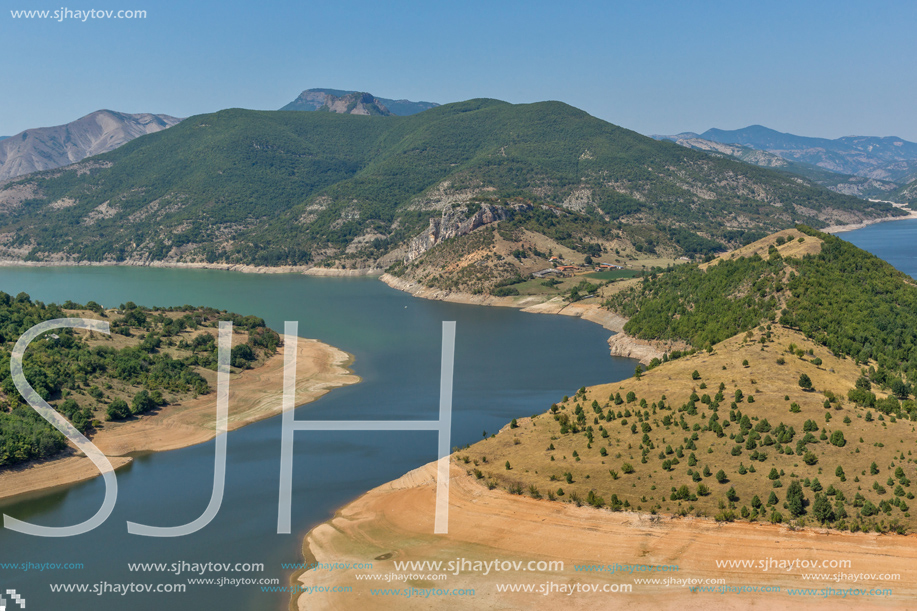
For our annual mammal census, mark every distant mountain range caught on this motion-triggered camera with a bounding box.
[0,110,182,181]
[656,126,917,202]
[280,88,439,116]
[0,89,434,181]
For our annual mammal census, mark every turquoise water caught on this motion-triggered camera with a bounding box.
[0,268,637,610]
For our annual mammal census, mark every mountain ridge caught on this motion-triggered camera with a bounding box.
[0,100,900,289]
[655,134,903,200]
[0,110,182,181]
[672,125,917,183]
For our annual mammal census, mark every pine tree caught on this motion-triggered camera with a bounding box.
[798,373,813,391]
[812,493,834,523]
[786,480,805,516]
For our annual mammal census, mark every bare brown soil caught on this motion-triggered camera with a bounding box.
[298,461,917,610]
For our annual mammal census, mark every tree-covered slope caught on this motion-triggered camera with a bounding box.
[0,100,900,267]
[0,295,279,468]
[607,227,917,384]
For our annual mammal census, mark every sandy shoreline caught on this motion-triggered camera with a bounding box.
[0,337,359,502]
[0,257,384,276]
[298,460,917,610]
[823,206,917,234]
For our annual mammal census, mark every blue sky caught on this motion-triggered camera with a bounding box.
[2,0,915,139]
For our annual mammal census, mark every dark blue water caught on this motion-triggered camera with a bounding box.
[0,268,636,610]
[840,218,917,279]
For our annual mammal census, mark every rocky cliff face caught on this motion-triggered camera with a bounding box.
[405,203,529,261]
[281,88,438,116]
[280,90,392,116]
[0,110,181,181]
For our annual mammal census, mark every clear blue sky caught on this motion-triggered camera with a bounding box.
[2,0,915,139]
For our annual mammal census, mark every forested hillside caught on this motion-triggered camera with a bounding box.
[607,226,917,386]
[0,100,899,270]
[0,295,279,467]
[467,228,917,535]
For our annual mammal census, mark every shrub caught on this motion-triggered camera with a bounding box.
[106,399,131,421]
[798,373,813,391]
[130,390,157,415]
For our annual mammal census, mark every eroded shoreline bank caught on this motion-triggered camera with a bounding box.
[0,257,384,276]
[297,460,917,610]
[823,206,917,234]
[378,273,668,364]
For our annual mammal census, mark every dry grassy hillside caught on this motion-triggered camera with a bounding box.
[462,324,916,533]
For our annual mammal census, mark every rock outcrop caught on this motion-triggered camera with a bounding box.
[281,88,438,116]
[279,90,391,116]
[607,332,691,365]
[405,203,530,261]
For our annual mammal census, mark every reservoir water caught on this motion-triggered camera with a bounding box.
[0,217,912,610]
[0,268,637,610]
[839,218,917,279]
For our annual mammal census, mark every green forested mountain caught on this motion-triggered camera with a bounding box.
[608,226,917,384]
[891,178,917,204]
[0,99,900,267]
[471,227,917,534]
[654,134,903,200]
